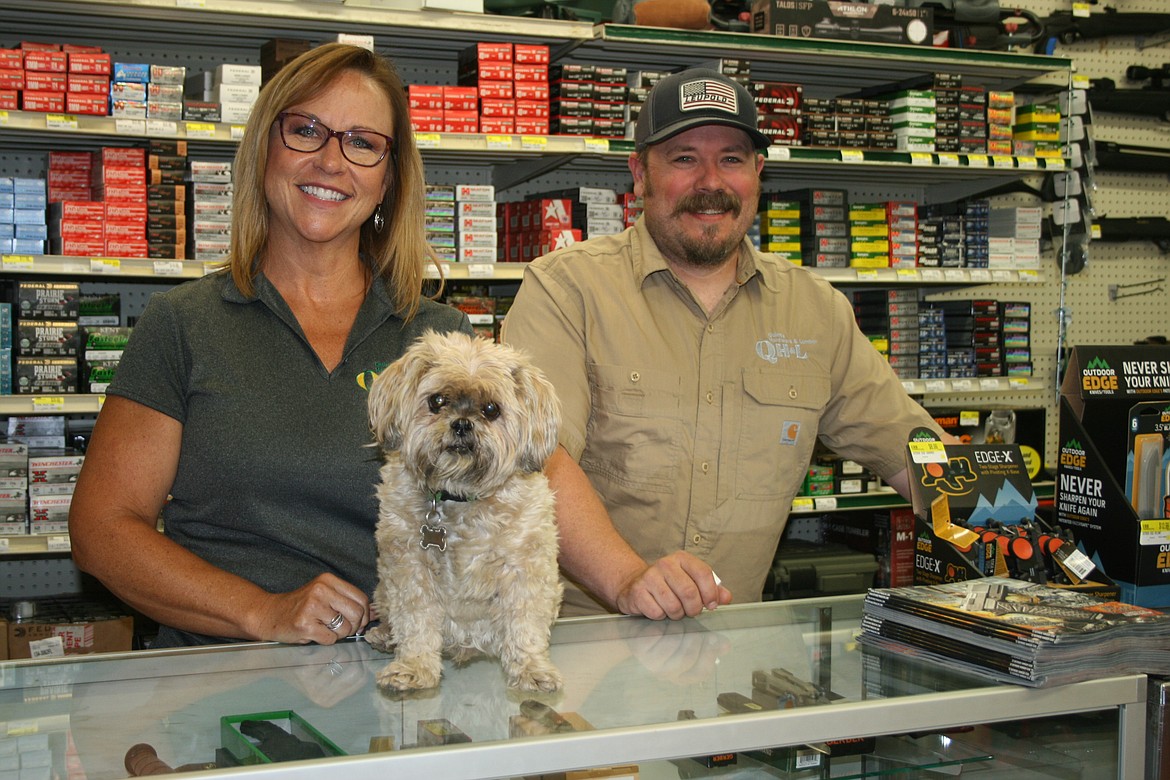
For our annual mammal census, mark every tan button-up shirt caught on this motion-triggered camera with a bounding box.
[504,218,940,615]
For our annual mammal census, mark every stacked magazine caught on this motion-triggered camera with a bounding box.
[858,577,1170,687]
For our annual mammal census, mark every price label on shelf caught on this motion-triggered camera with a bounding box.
[766,146,790,161]
[943,269,967,283]
[924,379,947,394]
[1044,157,1066,170]
[791,497,814,512]
[153,260,184,276]
[486,134,513,150]
[147,119,178,136]
[1,255,34,271]
[0,110,8,125]
[520,135,547,150]
[968,269,992,283]
[1017,156,1039,170]
[991,270,1014,283]
[230,125,246,141]
[895,268,919,281]
[46,536,71,553]
[856,268,879,281]
[901,381,917,394]
[46,113,79,130]
[909,152,932,166]
[840,149,864,163]
[583,137,609,153]
[951,379,975,393]
[415,132,441,149]
[90,257,122,274]
[115,118,146,136]
[937,153,960,167]
[0,538,9,553]
[991,155,1014,168]
[920,268,944,282]
[1018,270,1040,283]
[185,122,216,139]
[1008,377,1030,389]
[467,263,494,278]
[966,155,989,168]
[979,378,1002,391]
[33,396,65,412]
[813,497,838,511]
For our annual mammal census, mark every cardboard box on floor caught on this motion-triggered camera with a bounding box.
[1056,345,1170,607]
[904,428,1117,598]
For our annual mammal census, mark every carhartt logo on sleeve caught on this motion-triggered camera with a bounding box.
[680,79,738,113]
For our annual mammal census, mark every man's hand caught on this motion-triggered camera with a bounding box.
[614,552,732,620]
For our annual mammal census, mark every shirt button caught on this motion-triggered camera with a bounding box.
[705,391,714,404]
[630,371,640,383]
[707,324,714,333]
[789,386,798,400]
[692,534,702,544]
[701,462,709,473]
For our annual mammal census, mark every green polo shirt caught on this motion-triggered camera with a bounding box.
[107,270,471,645]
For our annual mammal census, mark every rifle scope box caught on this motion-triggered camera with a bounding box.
[751,0,933,47]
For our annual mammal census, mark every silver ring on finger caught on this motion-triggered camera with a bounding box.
[326,613,344,632]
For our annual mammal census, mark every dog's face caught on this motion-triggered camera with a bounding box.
[368,331,560,497]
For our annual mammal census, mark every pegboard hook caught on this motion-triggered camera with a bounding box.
[1108,278,1165,301]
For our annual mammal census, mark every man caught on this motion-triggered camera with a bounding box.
[503,68,943,620]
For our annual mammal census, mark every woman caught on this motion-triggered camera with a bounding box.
[69,44,472,647]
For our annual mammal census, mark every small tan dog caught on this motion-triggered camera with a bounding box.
[364,330,564,692]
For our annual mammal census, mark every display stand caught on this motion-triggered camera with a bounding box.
[1057,345,1170,607]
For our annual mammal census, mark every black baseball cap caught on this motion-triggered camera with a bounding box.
[635,68,771,151]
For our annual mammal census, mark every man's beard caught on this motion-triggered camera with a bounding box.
[644,176,752,269]
[669,191,744,267]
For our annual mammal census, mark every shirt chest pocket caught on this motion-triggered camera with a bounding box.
[583,364,683,493]
[735,368,829,501]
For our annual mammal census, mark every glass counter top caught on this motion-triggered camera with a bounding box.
[0,595,1146,779]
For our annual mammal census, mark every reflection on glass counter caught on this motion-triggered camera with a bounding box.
[0,597,1145,779]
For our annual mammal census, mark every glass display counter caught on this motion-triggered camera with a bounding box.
[0,595,1146,778]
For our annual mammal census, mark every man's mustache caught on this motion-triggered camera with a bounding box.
[673,192,741,218]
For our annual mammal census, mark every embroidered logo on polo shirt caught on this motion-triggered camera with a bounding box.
[356,361,392,391]
[756,333,814,364]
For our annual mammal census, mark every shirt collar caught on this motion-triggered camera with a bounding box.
[630,215,770,291]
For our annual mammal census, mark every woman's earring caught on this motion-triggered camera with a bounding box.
[373,204,385,233]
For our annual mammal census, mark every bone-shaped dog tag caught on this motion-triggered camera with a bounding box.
[420,524,447,552]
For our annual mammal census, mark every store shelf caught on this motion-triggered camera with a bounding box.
[0,252,1046,286]
[565,24,1073,93]
[4,0,595,57]
[0,533,71,556]
[788,480,1054,515]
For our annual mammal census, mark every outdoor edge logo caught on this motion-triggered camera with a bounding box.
[1059,438,1086,470]
[1081,356,1118,394]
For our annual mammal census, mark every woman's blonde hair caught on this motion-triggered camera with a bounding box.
[228,43,436,320]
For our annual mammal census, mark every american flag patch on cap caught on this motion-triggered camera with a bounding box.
[679,78,738,113]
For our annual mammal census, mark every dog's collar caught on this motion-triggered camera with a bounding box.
[431,489,474,503]
[420,491,474,553]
